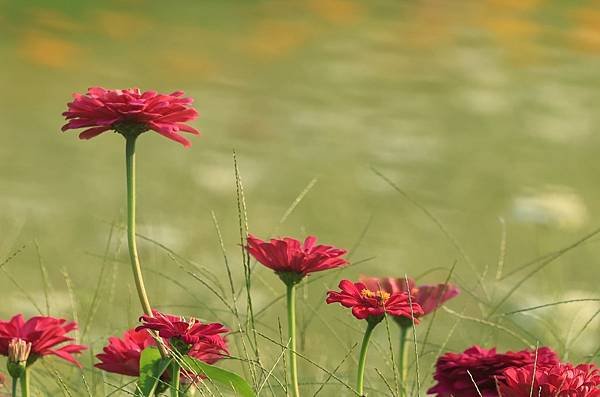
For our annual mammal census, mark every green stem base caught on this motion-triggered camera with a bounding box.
[170,363,180,397]
[357,321,377,396]
[20,369,29,397]
[11,376,17,397]
[398,326,409,396]
[286,283,300,397]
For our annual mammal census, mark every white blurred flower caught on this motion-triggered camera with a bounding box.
[511,187,588,229]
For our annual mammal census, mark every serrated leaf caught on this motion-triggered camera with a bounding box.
[135,346,172,397]
[180,356,255,396]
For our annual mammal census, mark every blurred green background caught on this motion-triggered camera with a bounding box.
[1,0,600,394]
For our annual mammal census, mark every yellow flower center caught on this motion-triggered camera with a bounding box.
[361,289,390,304]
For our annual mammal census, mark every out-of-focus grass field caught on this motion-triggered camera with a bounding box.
[1,0,600,395]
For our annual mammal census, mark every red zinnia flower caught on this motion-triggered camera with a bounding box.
[95,326,228,377]
[136,310,229,350]
[326,279,424,322]
[0,314,86,367]
[246,235,348,281]
[62,87,200,147]
[359,276,459,316]
[428,345,560,397]
[95,328,155,377]
[499,363,600,397]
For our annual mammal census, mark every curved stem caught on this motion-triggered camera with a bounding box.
[398,326,409,396]
[286,283,300,397]
[11,377,17,397]
[125,137,169,359]
[170,362,181,397]
[357,321,377,396]
[19,369,29,397]
[125,136,153,316]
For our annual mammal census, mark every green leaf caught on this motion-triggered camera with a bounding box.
[180,356,256,396]
[135,347,172,397]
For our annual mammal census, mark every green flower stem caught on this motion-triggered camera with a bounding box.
[11,376,17,397]
[125,136,153,317]
[286,283,300,397]
[125,137,168,359]
[19,369,29,397]
[170,362,180,397]
[357,321,377,396]
[398,326,409,396]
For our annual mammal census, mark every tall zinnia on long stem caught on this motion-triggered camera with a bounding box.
[62,87,200,390]
[360,275,459,392]
[247,235,348,397]
[62,87,199,317]
[326,280,424,396]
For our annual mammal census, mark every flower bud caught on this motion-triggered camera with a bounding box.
[6,338,31,379]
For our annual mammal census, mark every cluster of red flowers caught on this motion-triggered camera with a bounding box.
[0,311,227,385]
[429,345,600,397]
[96,310,228,379]
[246,234,459,324]
[429,346,560,397]
[500,364,600,397]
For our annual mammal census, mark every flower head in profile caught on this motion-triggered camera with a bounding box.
[136,310,228,355]
[246,234,348,284]
[62,87,200,147]
[95,326,228,377]
[326,279,424,323]
[0,315,86,367]
[499,363,600,397]
[359,276,459,317]
[95,328,155,377]
[428,345,560,397]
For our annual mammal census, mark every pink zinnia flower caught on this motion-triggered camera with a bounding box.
[136,310,228,352]
[428,345,560,397]
[0,314,86,367]
[95,326,228,377]
[359,276,459,316]
[499,364,600,397]
[62,87,200,147]
[246,235,348,282]
[326,279,424,322]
